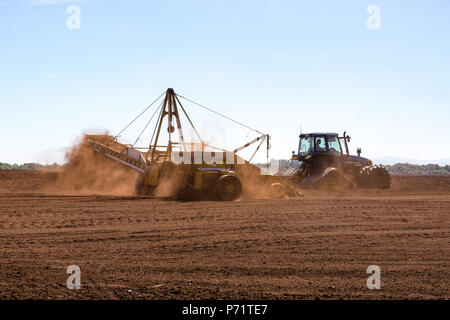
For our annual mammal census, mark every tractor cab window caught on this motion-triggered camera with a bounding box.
[315,137,326,152]
[299,136,314,156]
[327,136,342,155]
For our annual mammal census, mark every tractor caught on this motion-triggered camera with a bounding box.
[289,132,391,189]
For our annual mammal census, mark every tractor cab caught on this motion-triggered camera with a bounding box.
[289,133,346,177]
[295,133,345,160]
[291,131,372,165]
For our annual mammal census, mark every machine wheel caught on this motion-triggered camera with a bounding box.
[270,183,285,198]
[215,175,242,201]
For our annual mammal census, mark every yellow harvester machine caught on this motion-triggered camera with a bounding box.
[87,88,288,200]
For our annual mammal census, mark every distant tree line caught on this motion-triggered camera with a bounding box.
[1,161,449,175]
[384,163,450,175]
[0,162,61,171]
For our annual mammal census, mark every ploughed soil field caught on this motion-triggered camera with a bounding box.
[0,170,449,299]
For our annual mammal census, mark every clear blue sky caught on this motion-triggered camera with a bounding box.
[1,0,449,164]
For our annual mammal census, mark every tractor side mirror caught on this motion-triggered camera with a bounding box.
[357,148,362,157]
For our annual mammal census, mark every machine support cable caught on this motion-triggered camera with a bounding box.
[133,98,164,146]
[249,137,266,163]
[114,91,165,138]
[106,90,165,148]
[174,94,204,145]
[176,94,265,136]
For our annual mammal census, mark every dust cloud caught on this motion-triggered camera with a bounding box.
[237,164,277,200]
[50,134,140,196]
[154,177,182,198]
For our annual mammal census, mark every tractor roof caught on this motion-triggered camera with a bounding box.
[300,133,338,137]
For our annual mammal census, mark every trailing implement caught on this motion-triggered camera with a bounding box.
[87,88,287,201]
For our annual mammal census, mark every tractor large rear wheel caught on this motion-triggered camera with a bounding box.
[371,166,391,189]
[215,175,242,201]
[356,166,391,189]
